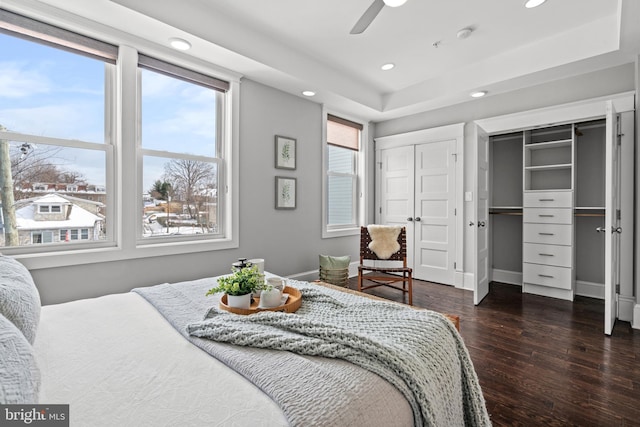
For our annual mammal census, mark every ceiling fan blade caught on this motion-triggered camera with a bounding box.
[350,0,385,34]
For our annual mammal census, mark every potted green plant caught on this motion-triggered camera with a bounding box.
[206,264,265,309]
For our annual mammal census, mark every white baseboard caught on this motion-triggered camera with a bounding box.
[633,305,640,329]
[462,272,474,291]
[618,295,635,322]
[575,280,604,300]
[287,269,320,282]
[491,269,522,286]
[454,271,465,289]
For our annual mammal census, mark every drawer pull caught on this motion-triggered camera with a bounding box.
[539,253,554,257]
[538,232,555,236]
[538,274,555,278]
[538,214,554,217]
[538,198,555,202]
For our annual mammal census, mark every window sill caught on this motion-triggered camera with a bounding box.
[12,237,238,270]
[322,226,360,239]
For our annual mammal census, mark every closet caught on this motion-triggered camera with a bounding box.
[489,118,617,301]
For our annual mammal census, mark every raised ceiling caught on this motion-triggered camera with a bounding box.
[7,0,640,122]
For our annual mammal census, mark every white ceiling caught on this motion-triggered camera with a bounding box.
[9,0,640,122]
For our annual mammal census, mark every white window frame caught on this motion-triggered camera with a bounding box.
[1,7,241,270]
[136,57,227,245]
[321,107,369,238]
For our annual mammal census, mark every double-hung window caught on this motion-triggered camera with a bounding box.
[323,113,365,237]
[138,55,228,241]
[0,9,115,250]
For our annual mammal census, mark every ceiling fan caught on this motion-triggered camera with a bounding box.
[350,0,408,35]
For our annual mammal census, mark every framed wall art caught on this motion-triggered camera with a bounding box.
[275,176,296,210]
[275,135,296,170]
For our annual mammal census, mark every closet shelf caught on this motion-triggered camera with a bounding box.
[525,139,572,149]
[525,163,572,171]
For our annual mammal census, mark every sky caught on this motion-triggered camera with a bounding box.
[0,32,219,191]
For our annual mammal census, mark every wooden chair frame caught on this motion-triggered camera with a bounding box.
[357,226,413,305]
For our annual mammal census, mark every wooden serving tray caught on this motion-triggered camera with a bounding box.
[219,286,302,315]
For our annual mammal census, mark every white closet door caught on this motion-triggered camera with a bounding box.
[378,146,415,266]
[604,101,620,335]
[473,124,490,305]
[413,140,456,284]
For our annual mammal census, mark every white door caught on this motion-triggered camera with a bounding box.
[378,146,415,265]
[473,124,490,305]
[413,140,456,284]
[604,101,620,335]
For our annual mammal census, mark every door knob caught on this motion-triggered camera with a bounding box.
[596,227,606,233]
[613,226,622,234]
[478,221,486,228]
[414,217,421,222]
[407,217,414,221]
[469,221,475,227]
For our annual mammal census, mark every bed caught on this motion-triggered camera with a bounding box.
[0,255,490,426]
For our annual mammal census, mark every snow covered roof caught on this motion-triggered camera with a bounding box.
[14,195,103,230]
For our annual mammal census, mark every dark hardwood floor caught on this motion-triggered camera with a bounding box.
[348,277,640,426]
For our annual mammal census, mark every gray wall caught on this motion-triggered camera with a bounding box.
[32,79,360,305]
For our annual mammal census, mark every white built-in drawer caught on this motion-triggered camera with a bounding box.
[523,243,572,267]
[523,208,573,225]
[523,191,573,208]
[523,223,573,246]
[523,263,573,290]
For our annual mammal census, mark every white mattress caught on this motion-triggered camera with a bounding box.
[34,292,288,427]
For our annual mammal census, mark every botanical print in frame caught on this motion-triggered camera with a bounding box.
[275,135,296,170]
[275,176,296,209]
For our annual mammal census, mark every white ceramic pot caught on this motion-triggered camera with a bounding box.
[226,293,252,309]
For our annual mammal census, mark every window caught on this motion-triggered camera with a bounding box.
[31,231,53,244]
[0,9,237,262]
[0,10,115,250]
[323,113,366,237]
[139,55,227,241]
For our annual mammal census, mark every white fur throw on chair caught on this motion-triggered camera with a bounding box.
[367,225,402,259]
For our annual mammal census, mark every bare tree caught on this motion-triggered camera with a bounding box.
[9,144,86,200]
[162,159,215,219]
[0,128,18,246]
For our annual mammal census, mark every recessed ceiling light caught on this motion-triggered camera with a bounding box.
[302,90,316,97]
[524,0,547,8]
[381,63,395,71]
[169,38,191,51]
[383,0,407,7]
[471,91,487,98]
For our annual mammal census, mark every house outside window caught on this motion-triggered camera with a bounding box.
[322,112,367,237]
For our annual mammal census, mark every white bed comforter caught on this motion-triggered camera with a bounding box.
[34,292,289,427]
